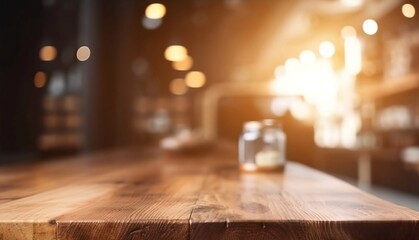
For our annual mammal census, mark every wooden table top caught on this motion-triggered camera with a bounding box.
[0,143,418,240]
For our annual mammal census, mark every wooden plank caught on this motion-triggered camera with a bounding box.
[56,175,205,240]
[0,148,155,204]
[0,143,418,239]
[0,148,161,240]
[0,184,116,240]
[190,162,419,240]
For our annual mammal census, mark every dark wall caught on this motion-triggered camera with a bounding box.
[0,0,43,162]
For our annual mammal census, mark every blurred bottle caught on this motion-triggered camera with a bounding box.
[239,119,286,172]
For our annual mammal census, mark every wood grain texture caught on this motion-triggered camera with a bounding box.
[0,149,148,203]
[0,143,418,240]
[57,175,205,240]
[190,164,419,239]
[0,184,116,240]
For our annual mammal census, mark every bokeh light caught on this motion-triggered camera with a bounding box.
[170,78,188,95]
[34,71,47,88]
[164,45,188,62]
[344,36,362,75]
[185,71,206,88]
[341,26,356,38]
[402,4,415,18]
[340,0,363,7]
[290,98,312,121]
[274,65,285,79]
[48,71,66,96]
[284,58,299,72]
[299,50,316,65]
[271,98,292,117]
[145,3,166,19]
[319,41,335,58]
[172,56,193,71]
[76,46,91,61]
[39,46,57,61]
[362,19,378,35]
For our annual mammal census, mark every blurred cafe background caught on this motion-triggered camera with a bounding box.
[1,0,419,208]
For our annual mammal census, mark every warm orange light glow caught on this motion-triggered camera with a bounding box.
[164,45,188,62]
[402,4,415,18]
[301,60,337,106]
[185,71,206,88]
[145,3,166,19]
[39,46,57,61]
[241,163,257,172]
[270,98,290,117]
[362,19,378,35]
[34,71,47,88]
[170,78,188,95]
[341,26,356,38]
[340,0,363,7]
[76,46,91,61]
[299,50,316,65]
[272,58,339,122]
[344,36,362,75]
[272,59,336,100]
[274,65,285,78]
[340,113,361,148]
[290,99,311,121]
[284,58,299,72]
[319,41,335,58]
[172,56,193,71]
[314,120,341,148]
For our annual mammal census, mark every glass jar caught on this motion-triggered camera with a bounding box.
[239,119,286,172]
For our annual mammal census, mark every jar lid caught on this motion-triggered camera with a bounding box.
[262,119,280,127]
[243,121,262,131]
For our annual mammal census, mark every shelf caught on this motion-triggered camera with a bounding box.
[317,147,402,162]
[375,127,419,134]
[359,73,419,101]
